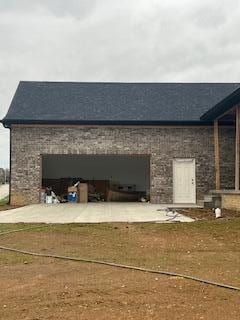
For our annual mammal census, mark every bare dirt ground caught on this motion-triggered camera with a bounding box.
[179,207,240,220]
[0,220,239,319]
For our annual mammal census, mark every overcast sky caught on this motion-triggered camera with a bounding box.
[1,0,240,167]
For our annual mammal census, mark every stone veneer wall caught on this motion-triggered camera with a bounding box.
[10,125,234,205]
[219,126,235,189]
[222,193,240,211]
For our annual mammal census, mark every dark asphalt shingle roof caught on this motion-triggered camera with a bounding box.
[2,81,240,125]
[201,86,240,120]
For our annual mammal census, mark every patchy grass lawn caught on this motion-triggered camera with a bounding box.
[0,196,21,211]
[0,219,239,319]
[0,196,9,206]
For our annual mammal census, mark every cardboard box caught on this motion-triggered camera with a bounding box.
[68,186,78,193]
[78,183,88,203]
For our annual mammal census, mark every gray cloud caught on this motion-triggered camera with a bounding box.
[0,0,99,18]
[0,0,240,166]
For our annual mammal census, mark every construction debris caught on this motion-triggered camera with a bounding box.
[41,177,148,204]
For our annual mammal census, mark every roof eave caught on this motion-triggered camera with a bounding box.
[0,118,10,129]
[201,87,240,121]
[1,119,215,127]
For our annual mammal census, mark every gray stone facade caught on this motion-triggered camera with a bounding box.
[10,125,235,205]
[219,126,235,189]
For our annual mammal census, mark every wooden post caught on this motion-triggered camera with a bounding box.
[235,107,240,191]
[214,120,220,190]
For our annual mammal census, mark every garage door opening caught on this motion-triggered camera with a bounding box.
[41,155,150,203]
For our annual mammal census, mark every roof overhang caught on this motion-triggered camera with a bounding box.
[201,87,240,121]
[1,119,216,128]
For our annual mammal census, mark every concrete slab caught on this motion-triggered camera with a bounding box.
[0,202,195,223]
[0,184,9,200]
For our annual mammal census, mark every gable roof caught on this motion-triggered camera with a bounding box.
[2,81,240,127]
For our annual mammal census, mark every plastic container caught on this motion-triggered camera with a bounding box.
[45,196,53,204]
[68,192,78,203]
[215,208,222,218]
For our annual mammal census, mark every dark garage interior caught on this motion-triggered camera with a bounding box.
[41,155,150,203]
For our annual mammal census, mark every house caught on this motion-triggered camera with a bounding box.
[1,81,240,209]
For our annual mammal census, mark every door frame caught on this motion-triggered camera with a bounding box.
[173,158,196,204]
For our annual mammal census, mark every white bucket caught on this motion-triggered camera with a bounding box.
[215,208,222,218]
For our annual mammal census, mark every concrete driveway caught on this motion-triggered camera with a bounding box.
[0,184,9,200]
[0,202,195,223]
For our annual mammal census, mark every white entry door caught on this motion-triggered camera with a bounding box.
[173,158,196,204]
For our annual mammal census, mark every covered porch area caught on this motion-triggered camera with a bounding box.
[202,88,240,210]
